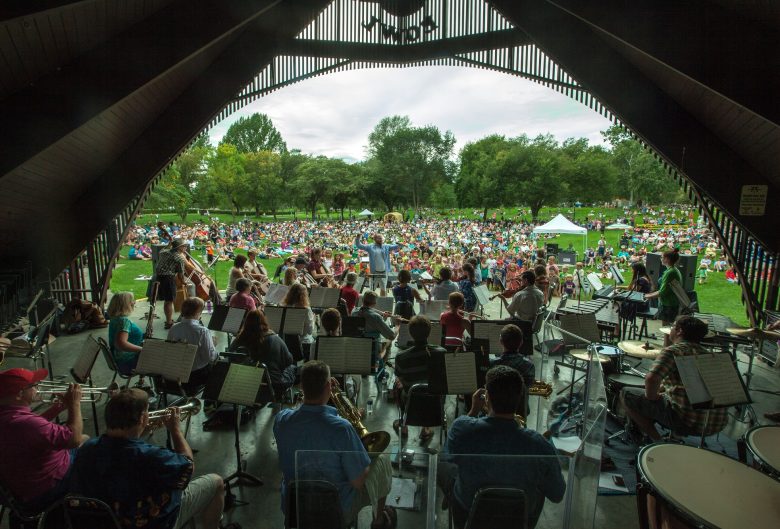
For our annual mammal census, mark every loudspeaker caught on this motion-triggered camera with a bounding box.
[546,243,559,255]
[646,252,697,293]
[558,252,577,265]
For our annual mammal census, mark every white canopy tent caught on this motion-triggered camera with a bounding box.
[605,222,632,230]
[533,214,588,254]
[357,209,374,217]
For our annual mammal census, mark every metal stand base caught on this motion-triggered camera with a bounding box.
[225,404,263,487]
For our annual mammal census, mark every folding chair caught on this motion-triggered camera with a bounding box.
[37,495,121,529]
[285,480,354,529]
[95,337,136,389]
[454,487,528,529]
[0,481,42,529]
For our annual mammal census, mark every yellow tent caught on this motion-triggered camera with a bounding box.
[383,212,403,223]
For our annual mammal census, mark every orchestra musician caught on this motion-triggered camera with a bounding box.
[155,238,191,329]
[504,271,543,322]
[440,292,471,347]
[107,292,144,376]
[340,272,360,315]
[491,325,535,415]
[228,278,257,312]
[392,270,423,321]
[307,247,337,287]
[68,389,233,529]
[225,255,249,301]
[354,291,398,374]
[245,250,271,293]
[166,298,218,395]
[273,361,396,529]
[281,284,316,361]
[427,267,459,301]
[621,315,729,442]
[437,366,565,529]
[0,369,88,510]
[293,256,317,288]
[456,263,479,313]
[392,316,446,441]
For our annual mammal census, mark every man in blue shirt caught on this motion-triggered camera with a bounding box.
[354,233,398,296]
[273,361,396,528]
[438,366,565,529]
[68,389,229,529]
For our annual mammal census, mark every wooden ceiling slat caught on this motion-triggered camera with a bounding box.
[0,26,27,86]
[34,17,59,71]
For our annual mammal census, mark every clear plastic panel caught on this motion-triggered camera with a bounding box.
[294,450,436,529]
[432,453,574,529]
[533,342,551,432]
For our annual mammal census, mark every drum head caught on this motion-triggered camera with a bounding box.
[607,373,645,388]
[639,444,780,529]
[593,344,621,357]
[747,426,780,475]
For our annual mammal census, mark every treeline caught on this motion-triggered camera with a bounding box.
[144,113,681,221]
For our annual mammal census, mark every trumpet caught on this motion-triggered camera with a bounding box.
[36,382,120,402]
[145,398,202,432]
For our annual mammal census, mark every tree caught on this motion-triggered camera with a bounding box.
[290,156,333,220]
[205,143,247,215]
[560,138,618,203]
[327,160,361,220]
[455,134,513,220]
[602,125,678,205]
[221,113,287,154]
[242,150,283,216]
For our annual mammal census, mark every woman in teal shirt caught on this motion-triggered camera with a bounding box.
[645,248,682,344]
[107,291,144,375]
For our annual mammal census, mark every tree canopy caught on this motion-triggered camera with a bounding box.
[221,113,287,154]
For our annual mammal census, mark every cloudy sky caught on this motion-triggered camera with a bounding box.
[208,66,613,163]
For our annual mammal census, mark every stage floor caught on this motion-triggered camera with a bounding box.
[5,295,779,529]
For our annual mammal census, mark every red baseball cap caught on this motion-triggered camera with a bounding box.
[0,368,49,398]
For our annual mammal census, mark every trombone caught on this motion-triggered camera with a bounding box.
[36,381,120,403]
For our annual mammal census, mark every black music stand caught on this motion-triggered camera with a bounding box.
[70,335,103,436]
[207,305,247,337]
[203,361,268,488]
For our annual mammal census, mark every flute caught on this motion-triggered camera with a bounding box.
[458,309,485,320]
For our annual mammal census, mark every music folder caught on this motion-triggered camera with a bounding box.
[427,348,489,395]
[207,305,247,335]
[675,353,750,409]
[314,336,373,375]
[203,361,266,406]
[135,339,197,383]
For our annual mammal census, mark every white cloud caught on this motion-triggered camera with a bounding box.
[208,66,612,160]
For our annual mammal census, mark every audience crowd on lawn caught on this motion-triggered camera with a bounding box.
[123,203,741,287]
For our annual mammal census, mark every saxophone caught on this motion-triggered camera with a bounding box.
[330,379,391,453]
[144,281,160,339]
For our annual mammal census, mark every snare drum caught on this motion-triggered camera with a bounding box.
[591,344,623,375]
[638,443,780,529]
[606,373,644,419]
[745,425,780,479]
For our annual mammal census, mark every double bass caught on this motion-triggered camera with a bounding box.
[182,250,214,301]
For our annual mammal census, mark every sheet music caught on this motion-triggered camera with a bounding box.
[420,300,448,318]
[445,352,478,394]
[217,363,263,406]
[309,287,341,308]
[265,283,289,305]
[72,337,101,382]
[263,306,285,333]
[341,337,373,375]
[419,271,433,281]
[376,297,394,313]
[282,307,308,335]
[586,273,604,291]
[397,323,412,346]
[136,340,197,382]
[674,355,712,405]
[472,323,504,354]
[696,354,749,407]
[474,285,490,307]
[223,307,247,335]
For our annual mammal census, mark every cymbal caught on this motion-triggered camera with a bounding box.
[726,327,780,340]
[618,340,662,359]
[569,349,611,363]
[658,326,673,336]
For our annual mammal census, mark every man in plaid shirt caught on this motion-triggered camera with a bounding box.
[622,315,729,441]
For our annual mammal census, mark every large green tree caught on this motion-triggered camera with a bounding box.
[560,137,618,203]
[221,113,287,154]
[205,143,247,214]
[242,150,283,217]
[290,156,333,220]
[455,134,513,220]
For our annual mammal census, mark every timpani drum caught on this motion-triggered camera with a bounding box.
[745,425,780,479]
[637,443,780,529]
[606,373,644,419]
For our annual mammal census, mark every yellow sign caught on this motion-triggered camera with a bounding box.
[739,185,767,216]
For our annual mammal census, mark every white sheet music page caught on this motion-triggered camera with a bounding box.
[136,340,197,382]
[474,285,490,307]
[72,337,101,381]
[318,288,341,308]
[376,297,394,313]
[397,323,412,346]
[282,307,308,335]
[223,307,246,335]
[674,355,712,406]
[263,306,284,333]
[316,337,345,372]
[445,352,477,394]
[421,300,448,318]
[473,323,504,354]
[696,353,748,407]
[218,363,263,406]
[265,284,289,306]
[341,337,373,375]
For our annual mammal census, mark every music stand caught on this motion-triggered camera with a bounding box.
[134,339,197,404]
[470,320,507,355]
[203,362,269,487]
[207,305,247,336]
[427,348,489,395]
[70,335,103,436]
[314,336,373,375]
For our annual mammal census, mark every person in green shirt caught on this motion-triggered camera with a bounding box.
[645,248,683,346]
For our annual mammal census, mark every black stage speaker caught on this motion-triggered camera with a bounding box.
[646,252,697,293]
[546,243,559,255]
[558,251,577,265]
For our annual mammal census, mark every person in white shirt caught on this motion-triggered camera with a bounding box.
[506,271,544,322]
[166,297,218,393]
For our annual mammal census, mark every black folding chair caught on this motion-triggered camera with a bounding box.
[461,487,528,529]
[95,337,136,389]
[37,495,121,529]
[0,481,42,529]
[285,480,353,529]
